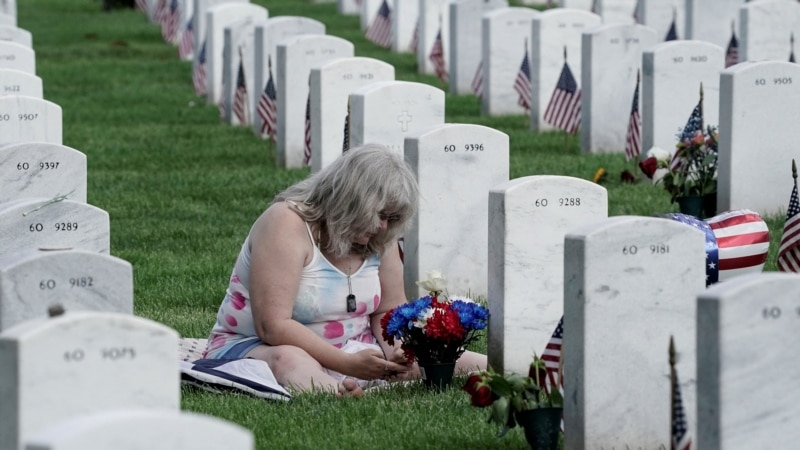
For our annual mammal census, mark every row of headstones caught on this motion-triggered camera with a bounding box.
[0,6,258,448]
[131,0,800,219]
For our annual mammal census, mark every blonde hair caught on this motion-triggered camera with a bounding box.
[274,144,419,258]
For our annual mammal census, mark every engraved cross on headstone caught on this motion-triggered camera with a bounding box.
[397,110,412,132]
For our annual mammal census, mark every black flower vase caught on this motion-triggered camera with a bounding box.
[676,195,705,218]
[515,408,562,450]
[703,192,717,218]
[418,361,456,392]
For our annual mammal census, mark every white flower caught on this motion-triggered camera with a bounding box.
[416,270,447,295]
[448,295,474,304]
[646,146,672,166]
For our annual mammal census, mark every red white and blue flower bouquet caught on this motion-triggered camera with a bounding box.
[380,271,490,390]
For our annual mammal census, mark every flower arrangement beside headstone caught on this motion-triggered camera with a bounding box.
[463,356,563,448]
[380,270,489,390]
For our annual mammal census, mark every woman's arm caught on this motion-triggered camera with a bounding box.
[370,241,412,365]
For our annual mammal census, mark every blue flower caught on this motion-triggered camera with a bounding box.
[451,300,490,330]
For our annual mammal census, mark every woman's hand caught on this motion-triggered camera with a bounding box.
[347,348,410,380]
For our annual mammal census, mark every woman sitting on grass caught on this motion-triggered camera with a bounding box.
[204,144,486,397]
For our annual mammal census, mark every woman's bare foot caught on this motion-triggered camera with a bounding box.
[336,378,364,398]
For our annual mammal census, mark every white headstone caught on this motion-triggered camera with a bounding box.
[581,24,658,153]
[740,0,800,63]
[0,249,133,332]
[221,18,257,126]
[0,199,110,255]
[338,0,360,15]
[530,8,601,131]
[718,60,800,216]
[697,272,800,450]
[349,80,445,155]
[417,0,452,76]
[685,0,746,49]
[0,96,62,146]
[276,34,354,168]
[404,123,509,298]
[0,0,15,18]
[0,142,87,204]
[487,175,607,375]
[447,0,507,95]
[0,41,33,74]
[310,57,394,173]
[560,0,593,9]
[0,25,31,48]
[480,7,541,116]
[638,0,686,42]
[0,312,180,450]
[391,0,418,53]
[252,17,325,137]
[192,0,248,69]
[642,40,724,154]
[563,216,705,449]
[0,69,42,98]
[25,410,254,450]
[0,12,14,27]
[595,0,638,24]
[205,2,268,105]
[360,0,383,32]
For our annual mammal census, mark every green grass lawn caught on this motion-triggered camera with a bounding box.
[14,0,786,449]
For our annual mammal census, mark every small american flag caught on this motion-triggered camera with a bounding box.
[342,100,351,152]
[632,0,640,23]
[778,178,800,272]
[410,18,419,54]
[135,0,147,12]
[193,40,207,97]
[725,28,739,68]
[513,43,532,111]
[670,97,703,171]
[178,17,194,60]
[543,58,581,134]
[257,56,278,140]
[365,0,392,49]
[790,33,796,63]
[665,17,678,41]
[233,53,248,125]
[161,0,180,43]
[429,27,448,85]
[303,90,312,166]
[671,357,692,450]
[541,316,563,396]
[154,0,168,25]
[624,72,641,161]
[471,60,483,98]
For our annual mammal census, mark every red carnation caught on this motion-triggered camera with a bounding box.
[425,308,465,341]
[462,373,494,407]
[639,156,657,179]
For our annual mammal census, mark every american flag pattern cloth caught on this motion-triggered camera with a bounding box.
[666,210,770,285]
[624,74,641,161]
[514,48,532,110]
[665,17,678,41]
[725,30,739,68]
[543,61,581,134]
[193,40,207,96]
[671,367,692,450]
[161,0,180,43]
[429,28,448,84]
[471,60,483,98]
[669,99,703,171]
[257,58,277,140]
[233,56,248,125]
[541,316,563,396]
[178,17,194,60]
[303,90,312,166]
[778,183,800,272]
[409,18,419,54]
[365,0,392,48]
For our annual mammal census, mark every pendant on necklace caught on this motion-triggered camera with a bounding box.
[346,294,357,312]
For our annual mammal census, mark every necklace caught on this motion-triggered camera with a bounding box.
[346,260,356,312]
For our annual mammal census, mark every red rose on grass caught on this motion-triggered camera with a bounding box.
[639,156,658,179]
[462,373,494,407]
[620,169,636,183]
